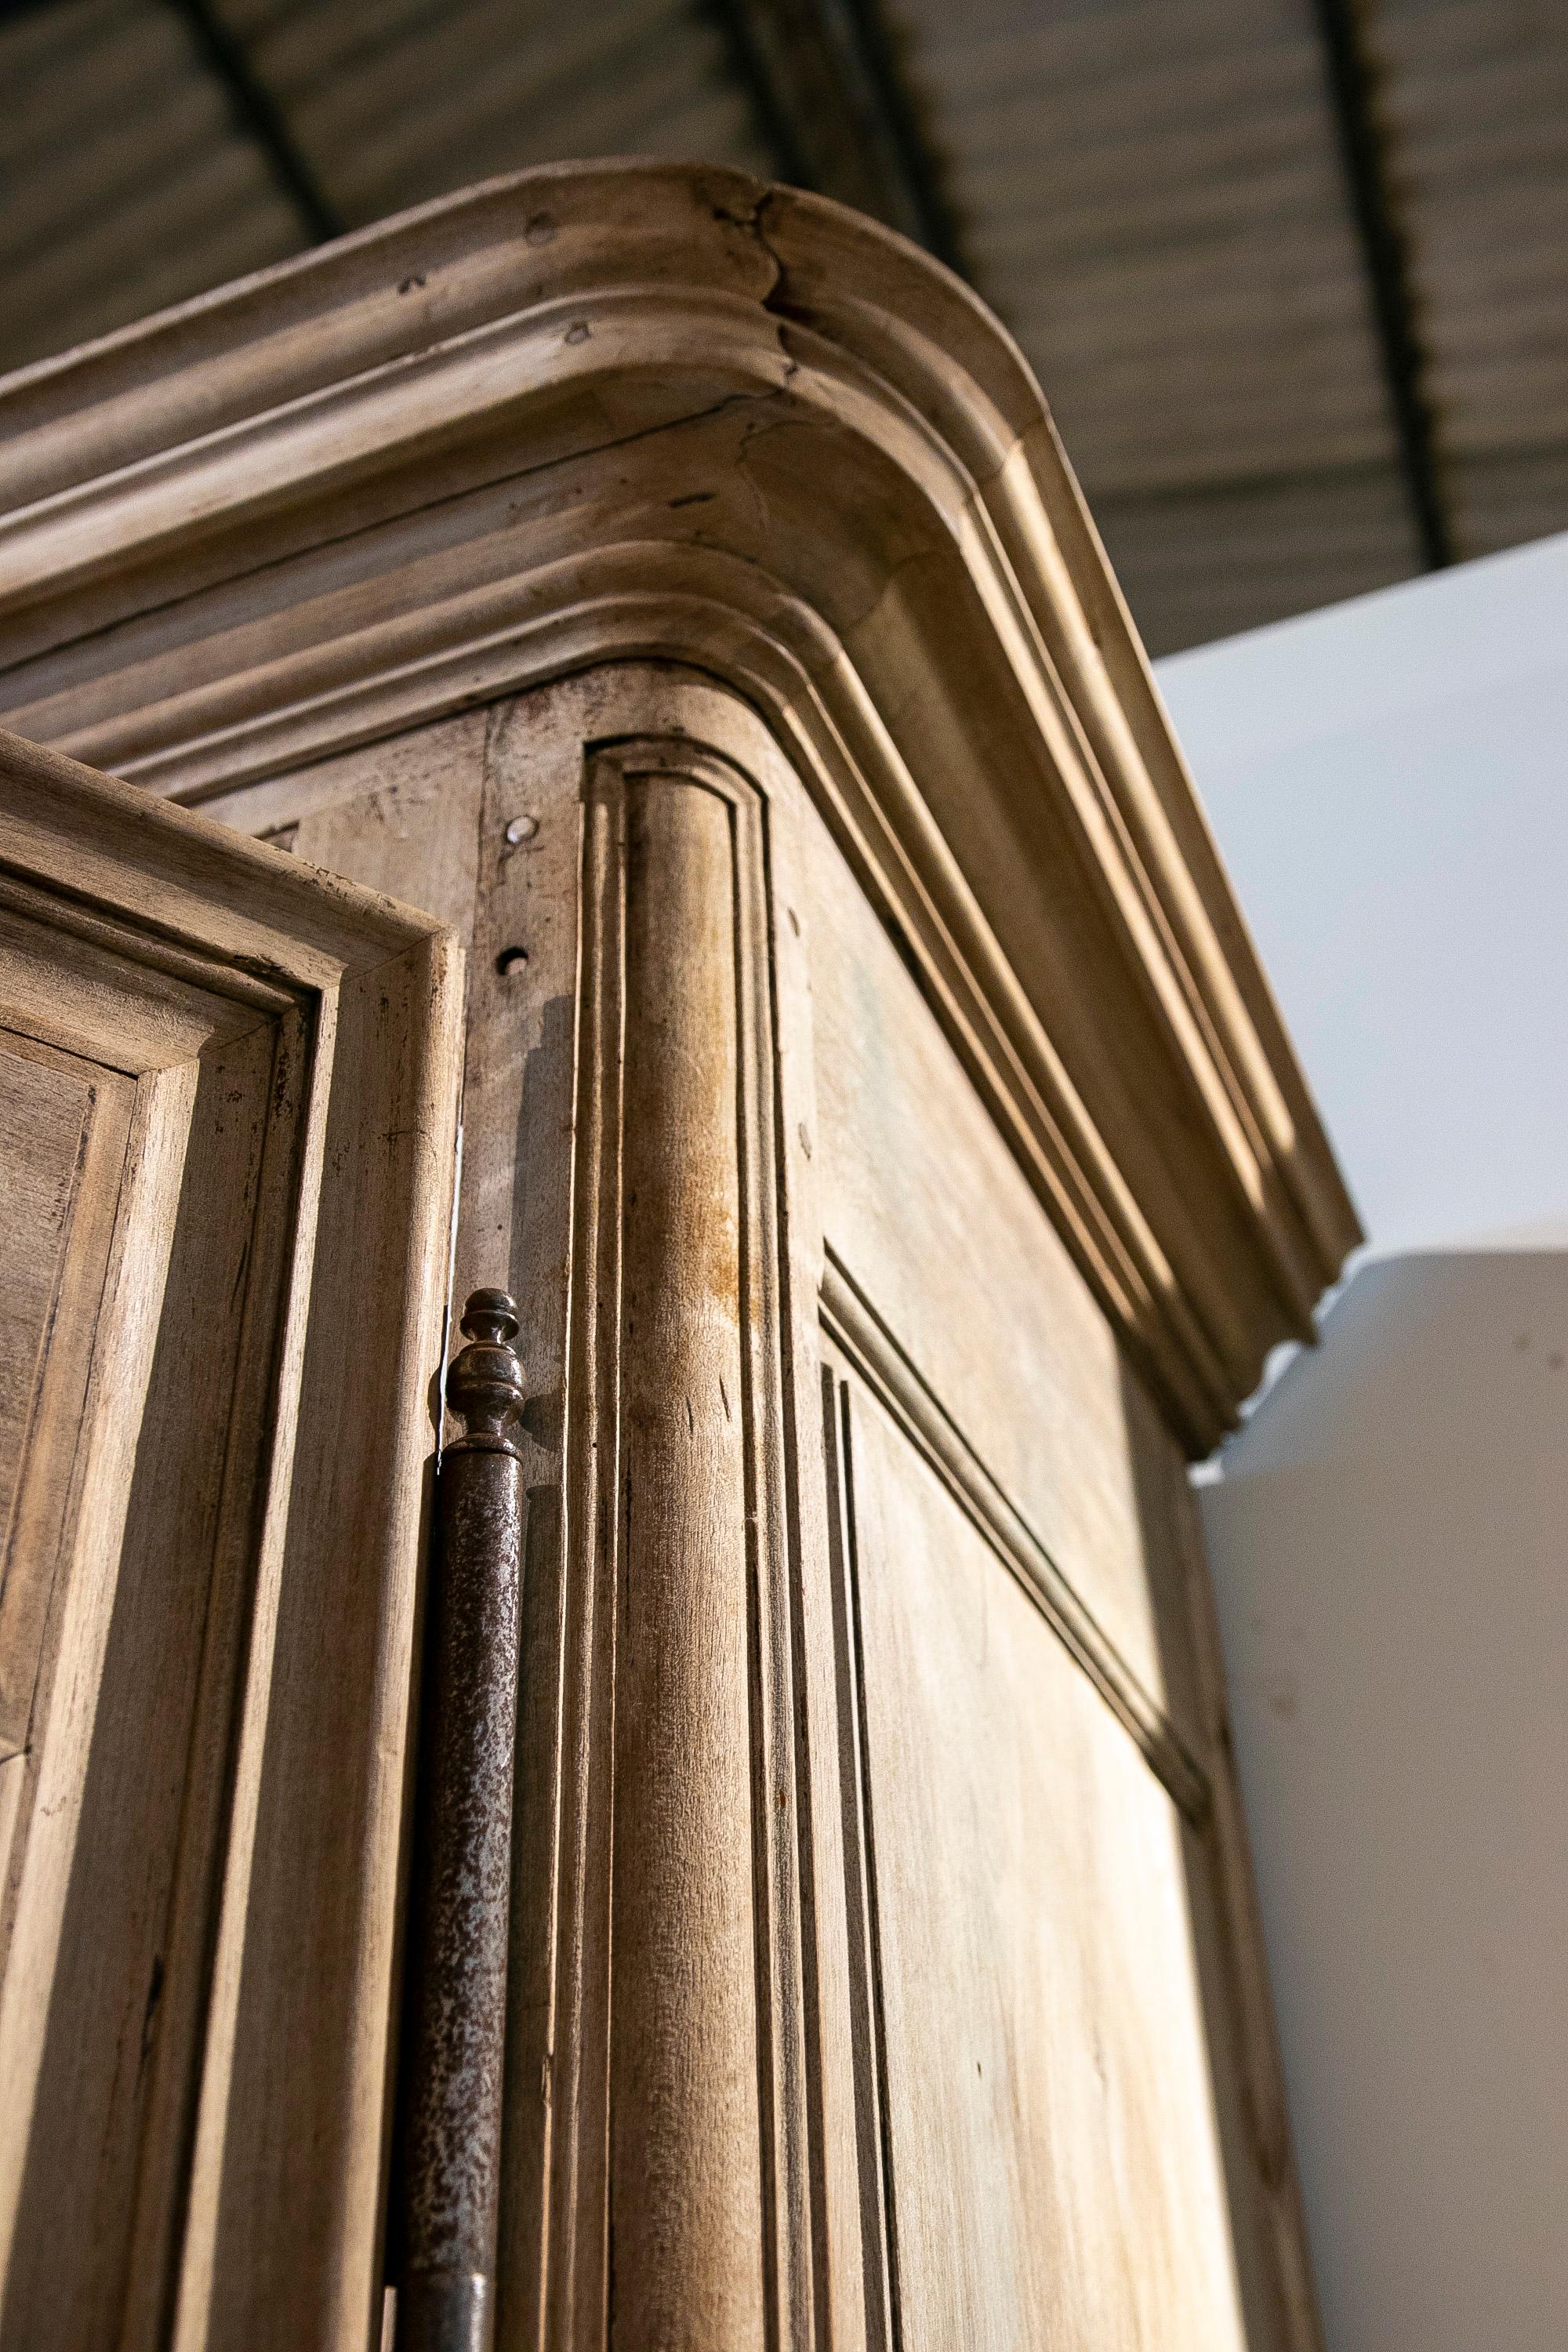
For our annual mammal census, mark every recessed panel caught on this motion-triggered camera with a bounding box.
[843,1370,1247,2352]
[0,1033,129,1757]
[0,1040,89,1547]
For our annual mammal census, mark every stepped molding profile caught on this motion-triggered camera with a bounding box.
[0,161,1359,1442]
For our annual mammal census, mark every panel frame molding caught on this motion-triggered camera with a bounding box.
[821,1249,1209,1824]
[0,1023,134,1763]
[817,1358,902,2352]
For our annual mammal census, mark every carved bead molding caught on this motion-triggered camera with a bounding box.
[0,162,1359,1444]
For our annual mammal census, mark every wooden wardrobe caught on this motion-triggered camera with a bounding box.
[0,162,1358,2352]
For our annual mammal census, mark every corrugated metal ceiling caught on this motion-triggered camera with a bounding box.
[1,0,1563,653]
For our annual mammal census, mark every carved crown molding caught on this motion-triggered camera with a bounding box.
[0,159,1359,1446]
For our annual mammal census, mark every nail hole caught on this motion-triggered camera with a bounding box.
[495,946,529,976]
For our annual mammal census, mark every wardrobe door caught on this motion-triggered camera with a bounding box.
[802,782,1314,2352]
[0,728,462,2352]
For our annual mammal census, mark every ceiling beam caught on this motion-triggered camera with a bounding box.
[707,0,966,275]
[163,0,343,246]
[1309,0,1454,568]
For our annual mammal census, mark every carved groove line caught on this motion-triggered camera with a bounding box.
[819,1368,904,2352]
[546,768,624,2350]
[819,1250,1210,1827]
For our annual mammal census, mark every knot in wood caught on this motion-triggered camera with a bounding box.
[446,1287,525,1454]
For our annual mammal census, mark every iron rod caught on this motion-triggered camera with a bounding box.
[392,1290,527,2352]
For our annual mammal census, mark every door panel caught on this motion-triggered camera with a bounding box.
[0,727,463,2352]
[826,1357,1247,2351]
[0,1040,96,1554]
[793,746,1308,2352]
[0,1032,132,1760]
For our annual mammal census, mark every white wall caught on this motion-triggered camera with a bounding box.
[1154,535,1568,2352]
[1158,528,1568,1251]
[1200,1254,1568,2352]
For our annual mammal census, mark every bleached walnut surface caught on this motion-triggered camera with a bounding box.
[0,164,1354,2352]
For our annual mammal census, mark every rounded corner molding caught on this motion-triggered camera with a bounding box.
[0,158,1360,1448]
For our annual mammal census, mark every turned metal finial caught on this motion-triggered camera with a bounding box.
[445,1287,525,1456]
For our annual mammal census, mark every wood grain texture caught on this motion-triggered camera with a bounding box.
[803,782,1207,1756]
[0,160,1359,1448]
[8,1019,276,2350]
[0,1046,89,1548]
[536,738,816,2351]
[212,675,808,2352]
[0,725,463,2352]
[0,1033,131,1762]
[827,1358,1250,2352]
[289,726,486,943]
[612,769,766,2346]
[212,663,1327,2351]
[0,122,1357,2352]
[173,922,459,2352]
[820,1250,1206,1823]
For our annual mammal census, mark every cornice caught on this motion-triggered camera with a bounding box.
[0,159,1359,1448]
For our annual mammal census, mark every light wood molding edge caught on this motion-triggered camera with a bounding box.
[820,1248,1208,1825]
[0,161,1360,1446]
[543,738,812,2343]
[0,726,463,2346]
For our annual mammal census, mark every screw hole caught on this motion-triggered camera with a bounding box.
[495,946,529,976]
